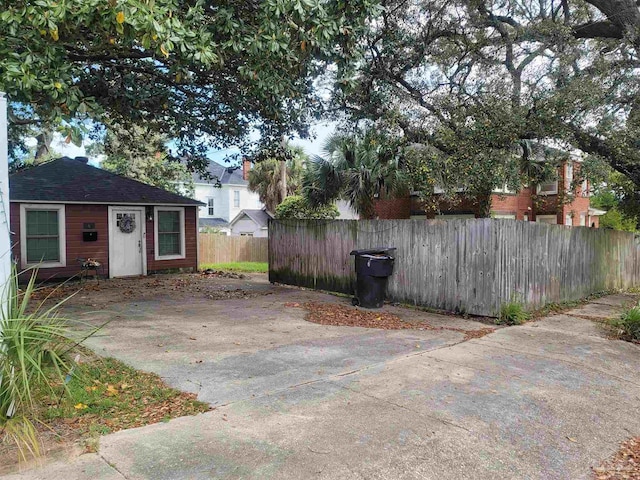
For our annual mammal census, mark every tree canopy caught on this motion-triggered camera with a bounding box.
[87,122,192,194]
[1,0,378,170]
[247,146,306,212]
[331,0,640,203]
[303,131,408,218]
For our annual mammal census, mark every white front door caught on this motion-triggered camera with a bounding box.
[109,207,145,277]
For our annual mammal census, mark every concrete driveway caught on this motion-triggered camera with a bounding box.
[8,275,640,479]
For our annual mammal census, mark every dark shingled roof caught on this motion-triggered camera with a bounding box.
[192,160,247,185]
[230,209,273,228]
[199,218,229,228]
[10,157,203,206]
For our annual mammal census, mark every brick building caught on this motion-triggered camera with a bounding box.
[375,161,603,227]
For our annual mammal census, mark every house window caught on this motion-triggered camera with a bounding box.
[536,215,557,225]
[233,190,240,207]
[565,163,574,190]
[581,179,589,197]
[154,207,185,260]
[565,214,572,226]
[580,213,587,226]
[537,180,558,195]
[207,197,214,216]
[239,232,254,237]
[492,184,515,194]
[20,204,66,268]
[492,213,516,219]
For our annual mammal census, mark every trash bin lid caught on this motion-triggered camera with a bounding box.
[350,247,397,256]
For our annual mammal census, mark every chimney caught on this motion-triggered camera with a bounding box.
[242,158,251,180]
[75,156,89,164]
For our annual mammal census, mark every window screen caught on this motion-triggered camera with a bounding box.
[157,210,181,256]
[25,210,60,262]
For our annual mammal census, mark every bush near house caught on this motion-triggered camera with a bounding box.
[275,195,339,220]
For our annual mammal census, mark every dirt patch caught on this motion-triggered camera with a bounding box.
[593,437,640,479]
[28,273,269,309]
[300,302,495,340]
[201,269,247,279]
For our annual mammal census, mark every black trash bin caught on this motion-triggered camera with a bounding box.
[350,248,396,308]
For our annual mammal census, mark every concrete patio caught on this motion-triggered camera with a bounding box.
[6,276,640,479]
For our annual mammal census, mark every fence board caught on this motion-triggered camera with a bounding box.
[199,234,268,264]
[268,219,640,317]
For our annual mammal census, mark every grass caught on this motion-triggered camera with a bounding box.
[497,302,531,325]
[36,356,210,437]
[200,262,268,273]
[607,305,640,343]
[1,354,210,469]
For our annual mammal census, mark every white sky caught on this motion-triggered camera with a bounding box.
[58,122,335,166]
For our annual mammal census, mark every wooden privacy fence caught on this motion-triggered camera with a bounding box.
[199,234,268,264]
[269,219,640,316]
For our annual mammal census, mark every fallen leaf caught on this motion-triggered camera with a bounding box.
[105,385,119,396]
[74,403,88,410]
[566,436,578,443]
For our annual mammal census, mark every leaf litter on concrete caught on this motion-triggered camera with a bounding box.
[593,437,640,480]
[299,301,494,340]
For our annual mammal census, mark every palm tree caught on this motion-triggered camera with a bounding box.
[247,146,305,213]
[303,132,409,219]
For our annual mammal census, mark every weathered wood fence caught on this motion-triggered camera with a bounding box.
[268,219,640,316]
[199,234,268,264]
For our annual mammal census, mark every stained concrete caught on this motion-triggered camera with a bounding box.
[5,283,640,480]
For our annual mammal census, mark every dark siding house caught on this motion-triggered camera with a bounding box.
[10,156,203,280]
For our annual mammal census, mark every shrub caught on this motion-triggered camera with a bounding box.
[1,268,78,461]
[608,306,640,342]
[497,302,530,325]
[275,195,339,220]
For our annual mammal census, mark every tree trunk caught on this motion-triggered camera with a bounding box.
[279,159,287,204]
[35,130,53,160]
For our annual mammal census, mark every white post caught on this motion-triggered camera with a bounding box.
[0,93,12,293]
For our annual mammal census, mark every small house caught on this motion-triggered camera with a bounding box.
[229,208,273,237]
[9,156,204,280]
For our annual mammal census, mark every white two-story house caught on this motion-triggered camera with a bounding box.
[193,160,263,233]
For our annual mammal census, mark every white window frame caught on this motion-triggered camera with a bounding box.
[492,184,516,195]
[565,163,574,190]
[233,190,240,207]
[492,213,516,219]
[581,179,589,197]
[536,214,557,225]
[565,214,572,226]
[207,197,214,216]
[20,203,66,268]
[537,180,558,196]
[154,206,186,261]
[579,212,587,226]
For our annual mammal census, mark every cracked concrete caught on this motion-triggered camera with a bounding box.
[4,279,640,480]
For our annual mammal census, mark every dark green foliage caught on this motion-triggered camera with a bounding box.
[87,122,192,195]
[303,132,409,219]
[497,302,530,326]
[331,0,640,202]
[275,195,339,220]
[608,306,640,342]
[1,0,379,166]
[248,147,306,212]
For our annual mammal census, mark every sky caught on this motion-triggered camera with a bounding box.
[58,122,335,166]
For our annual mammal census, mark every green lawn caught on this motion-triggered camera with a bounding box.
[200,262,268,273]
